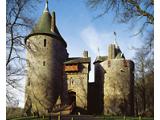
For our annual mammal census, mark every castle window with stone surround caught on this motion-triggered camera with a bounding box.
[44,39,46,47]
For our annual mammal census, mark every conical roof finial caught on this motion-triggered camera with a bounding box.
[44,0,49,12]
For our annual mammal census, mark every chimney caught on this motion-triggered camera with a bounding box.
[108,44,116,59]
[51,11,56,32]
[83,51,88,58]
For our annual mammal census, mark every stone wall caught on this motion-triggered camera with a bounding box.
[25,34,68,115]
[101,59,134,115]
[94,62,105,114]
[65,63,90,110]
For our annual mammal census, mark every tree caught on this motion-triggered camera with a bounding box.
[6,0,42,106]
[134,43,154,116]
[86,0,153,34]
[86,1,154,116]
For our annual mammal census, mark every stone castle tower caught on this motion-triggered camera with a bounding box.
[24,1,69,115]
[92,40,134,116]
[24,1,134,116]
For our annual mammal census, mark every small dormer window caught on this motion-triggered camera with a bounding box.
[44,39,46,47]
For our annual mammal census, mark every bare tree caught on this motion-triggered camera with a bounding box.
[6,0,42,106]
[86,1,154,116]
[134,43,154,116]
[86,0,153,35]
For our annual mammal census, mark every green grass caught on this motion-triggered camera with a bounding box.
[97,116,153,120]
[7,116,49,120]
[7,116,154,120]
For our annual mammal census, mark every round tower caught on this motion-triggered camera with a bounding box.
[103,43,134,115]
[93,41,134,116]
[24,1,68,115]
[102,59,134,115]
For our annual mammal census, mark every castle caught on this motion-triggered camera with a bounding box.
[88,43,134,116]
[24,1,134,116]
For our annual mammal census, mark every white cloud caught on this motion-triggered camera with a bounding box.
[80,26,114,82]
[80,26,113,56]
[80,26,143,82]
[80,25,143,59]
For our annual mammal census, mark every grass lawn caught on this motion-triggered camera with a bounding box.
[7,116,154,120]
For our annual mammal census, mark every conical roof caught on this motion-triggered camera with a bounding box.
[25,0,67,47]
[113,35,125,59]
[115,46,125,59]
[32,1,59,35]
[32,11,52,33]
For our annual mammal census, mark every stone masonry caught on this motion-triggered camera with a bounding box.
[24,1,134,116]
[64,51,91,111]
[93,43,134,116]
[24,1,69,115]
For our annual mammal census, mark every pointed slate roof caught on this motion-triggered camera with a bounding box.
[113,36,125,59]
[32,11,52,33]
[25,0,67,47]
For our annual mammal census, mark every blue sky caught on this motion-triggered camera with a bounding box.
[2,0,160,118]
[34,0,143,58]
[39,0,143,81]
[19,0,144,107]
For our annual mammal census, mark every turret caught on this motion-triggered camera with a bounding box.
[24,1,68,115]
[108,34,125,59]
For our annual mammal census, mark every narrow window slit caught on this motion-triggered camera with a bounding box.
[44,39,46,47]
[108,60,111,67]
[43,61,46,66]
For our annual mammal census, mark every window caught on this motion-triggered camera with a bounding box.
[43,61,46,66]
[44,39,46,47]
[108,60,111,67]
